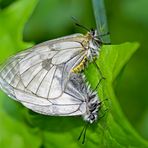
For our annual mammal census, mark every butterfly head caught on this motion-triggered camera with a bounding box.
[83,87,100,124]
[86,29,102,61]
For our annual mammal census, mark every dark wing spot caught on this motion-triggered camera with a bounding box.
[42,59,52,71]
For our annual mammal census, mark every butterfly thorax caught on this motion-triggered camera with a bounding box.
[85,30,101,62]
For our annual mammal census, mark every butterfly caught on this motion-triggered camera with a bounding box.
[0,69,100,124]
[0,29,107,144]
[0,29,105,99]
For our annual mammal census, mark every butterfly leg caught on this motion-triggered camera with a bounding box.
[98,108,109,120]
[93,60,105,79]
[91,60,106,93]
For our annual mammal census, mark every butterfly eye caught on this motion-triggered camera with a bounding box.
[89,114,95,120]
[90,28,95,36]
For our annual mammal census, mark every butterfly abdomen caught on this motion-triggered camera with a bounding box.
[71,56,87,73]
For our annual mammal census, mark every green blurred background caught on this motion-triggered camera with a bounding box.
[0,0,148,141]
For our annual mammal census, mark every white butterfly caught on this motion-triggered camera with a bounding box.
[0,69,100,124]
[0,30,102,99]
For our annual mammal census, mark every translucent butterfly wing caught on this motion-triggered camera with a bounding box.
[0,33,87,99]
[0,51,31,99]
[12,73,87,116]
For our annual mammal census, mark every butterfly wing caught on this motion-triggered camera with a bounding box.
[13,73,87,116]
[0,51,30,100]
[0,34,87,99]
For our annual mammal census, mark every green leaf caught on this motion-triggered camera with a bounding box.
[85,43,148,147]
[0,0,41,148]
[0,0,36,62]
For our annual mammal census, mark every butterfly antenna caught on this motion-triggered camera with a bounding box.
[78,124,86,141]
[82,122,89,144]
[78,122,89,144]
[71,17,90,32]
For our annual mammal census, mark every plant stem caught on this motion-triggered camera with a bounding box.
[92,0,110,43]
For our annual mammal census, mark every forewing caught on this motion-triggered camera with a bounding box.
[0,34,86,99]
[0,51,30,99]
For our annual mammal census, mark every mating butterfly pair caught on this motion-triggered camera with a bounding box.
[0,29,107,143]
